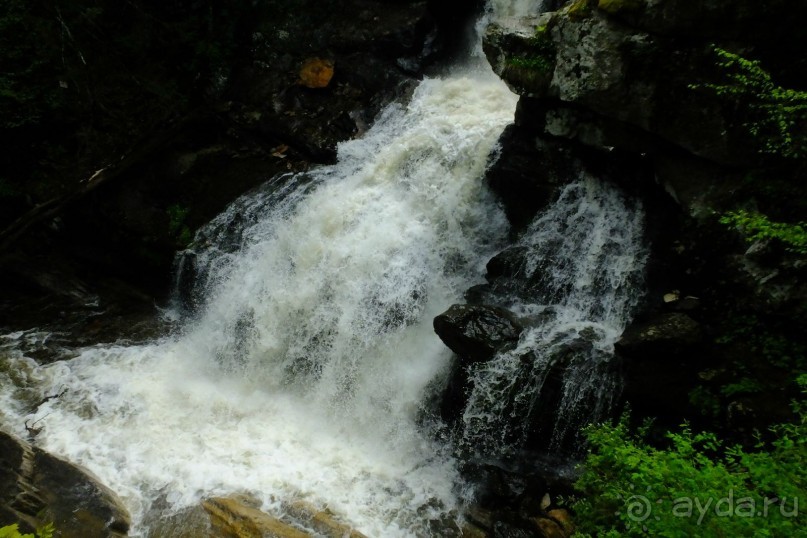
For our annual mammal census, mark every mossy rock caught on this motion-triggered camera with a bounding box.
[597,0,644,15]
[567,0,595,21]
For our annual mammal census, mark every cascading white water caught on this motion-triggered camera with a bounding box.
[0,2,544,534]
[0,2,650,534]
[460,178,648,455]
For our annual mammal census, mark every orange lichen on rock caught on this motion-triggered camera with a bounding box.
[299,58,335,88]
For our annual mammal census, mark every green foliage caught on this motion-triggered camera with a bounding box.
[167,204,193,247]
[688,385,721,419]
[505,24,557,73]
[697,47,807,159]
[720,377,763,398]
[506,56,554,72]
[0,523,55,538]
[573,380,807,536]
[720,209,807,254]
[692,314,807,422]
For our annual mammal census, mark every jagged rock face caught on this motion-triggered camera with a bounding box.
[484,7,753,174]
[0,431,130,537]
[484,124,575,232]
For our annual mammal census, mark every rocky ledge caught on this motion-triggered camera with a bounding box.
[0,431,130,537]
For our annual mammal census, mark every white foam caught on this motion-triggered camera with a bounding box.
[1,71,518,536]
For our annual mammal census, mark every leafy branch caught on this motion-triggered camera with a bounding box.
[720,209,807,255]
[695,47,807,159]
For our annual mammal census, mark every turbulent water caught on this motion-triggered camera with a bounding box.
[0,2,649,536]
[460,179,648,455]
[0,14,521,538]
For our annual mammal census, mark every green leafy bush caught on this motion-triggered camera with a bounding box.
[0,523,55,538]
[167,204,193,247]
[572,377,807,536]
[719,209,807,254]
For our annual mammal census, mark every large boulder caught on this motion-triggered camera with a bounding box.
[0,431,130,537]
[433,304,523,363]
[147,495,368,538]
[484,5,754,171]
[203,496,310,538]
[616,312,704,358]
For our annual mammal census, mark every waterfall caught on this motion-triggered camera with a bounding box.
[0,6,531,535]
[0,1,647,535]
[460,178,648,455]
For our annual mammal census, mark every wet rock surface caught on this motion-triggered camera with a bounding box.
[617,312,704,357]
[434,304,523,363]
[147,495,369,538]
[461,462,577,538]
[472,0,807,438]
[0,431,130,537]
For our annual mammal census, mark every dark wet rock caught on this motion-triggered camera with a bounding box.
[616,312,704,358]
[486,124,572,232]
[531,516,567,538]
[617,313,706,420]
[0,431,130,537]
[433,304,523,363]
[487,247,531,281]
[466,463,548,512]
[492,521,535,538]
[465,284,498,305]
[0,252,167,360]
[594,0,807,44]
[434,304,522,425]
[462,521,490,538]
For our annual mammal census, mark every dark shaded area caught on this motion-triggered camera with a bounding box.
[0,0,480,340]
